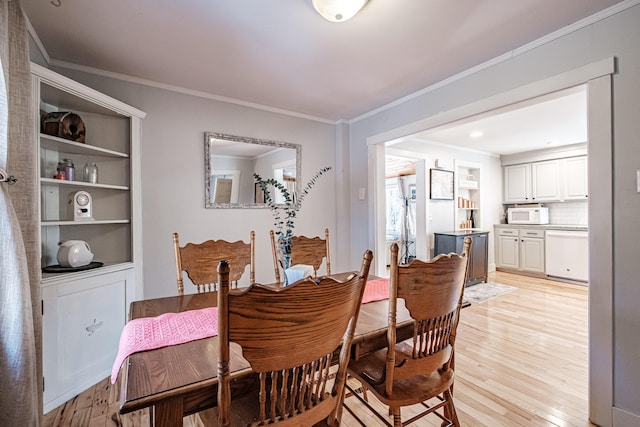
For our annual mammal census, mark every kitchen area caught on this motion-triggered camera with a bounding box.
[383,85,589,285]
[495,144,589,284]
[382,143,589,286]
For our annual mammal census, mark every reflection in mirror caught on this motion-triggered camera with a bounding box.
[205,132,301,208]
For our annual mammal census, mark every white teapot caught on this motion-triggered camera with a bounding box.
[57,240,94,267]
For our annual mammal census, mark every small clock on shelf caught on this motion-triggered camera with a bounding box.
[67,190,94,221]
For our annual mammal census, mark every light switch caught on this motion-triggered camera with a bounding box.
[637,169,640,193]
[358,187,366,200]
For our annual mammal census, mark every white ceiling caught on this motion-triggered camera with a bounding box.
[390,84,587,156]
[23,0,623,125]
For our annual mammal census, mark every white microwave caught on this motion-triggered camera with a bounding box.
[507,207,549,225]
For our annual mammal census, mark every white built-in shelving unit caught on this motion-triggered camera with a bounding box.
[454,160,481,231]
[32,63,146,413]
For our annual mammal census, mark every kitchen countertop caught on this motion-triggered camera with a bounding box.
[493,223,588,231]
[434,230,490,237]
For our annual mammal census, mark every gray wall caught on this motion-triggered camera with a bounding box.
[47,68,340,299]
[347,4,640,424]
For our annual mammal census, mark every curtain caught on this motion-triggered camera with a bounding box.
[0,0,41,425]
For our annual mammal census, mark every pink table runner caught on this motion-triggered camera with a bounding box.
[111,307,218,383]
[362,278,389,304]
[111,280,388,384]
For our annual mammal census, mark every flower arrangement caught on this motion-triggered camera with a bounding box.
[254,166,331,271]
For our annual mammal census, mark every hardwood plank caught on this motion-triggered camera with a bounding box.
[88,378,114,427]
[69,408,92,427]
[42,405,61,427]
[55,395,79,427]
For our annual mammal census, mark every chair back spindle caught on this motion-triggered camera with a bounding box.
[346,237,471,427]
[270,228,331,283]
[173,231,255,294]
[217,250,373,426]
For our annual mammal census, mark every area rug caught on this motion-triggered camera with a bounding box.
[462,282,516,305]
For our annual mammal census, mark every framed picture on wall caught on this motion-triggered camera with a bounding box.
[430,169,454,200]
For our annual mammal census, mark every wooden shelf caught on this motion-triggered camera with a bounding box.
[40,134,129,158]
[458,182,478,189]
[41,219,130,226]
[41,261,134,284]
[40,177,129,191]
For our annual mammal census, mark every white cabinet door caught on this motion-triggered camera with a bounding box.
[520,237,545,273]
[531,160,561,201]
[497,235,519,269]
[563,156,589,200]
[42,268,132,412]
[504,164,531,203]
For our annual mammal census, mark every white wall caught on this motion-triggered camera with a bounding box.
[387,140,502,264]
[347,4,640,425]
[47,68,341,299]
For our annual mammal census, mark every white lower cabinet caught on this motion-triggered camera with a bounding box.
[496,231,519,269]
[42,267,134,412]
[496,228,545,274]
[519,233,545,273]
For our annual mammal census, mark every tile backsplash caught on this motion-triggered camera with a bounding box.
[547,201,588,225]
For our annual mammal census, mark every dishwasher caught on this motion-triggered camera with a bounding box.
[545,230,589,283]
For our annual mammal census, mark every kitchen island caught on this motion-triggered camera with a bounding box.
[434,230,489,286]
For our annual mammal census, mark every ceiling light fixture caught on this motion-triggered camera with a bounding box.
[469,131,484,139]
[312,0,369,22]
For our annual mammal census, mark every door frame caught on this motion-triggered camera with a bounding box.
[367,57,614,426]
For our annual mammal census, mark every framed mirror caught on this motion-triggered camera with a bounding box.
[205,132,301,208]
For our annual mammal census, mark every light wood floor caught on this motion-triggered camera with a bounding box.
[43,271,592,427]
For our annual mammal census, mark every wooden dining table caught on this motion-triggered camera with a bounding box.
[118,275,414,427]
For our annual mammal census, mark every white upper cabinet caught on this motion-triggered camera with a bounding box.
[504,164,531,203]
[531,160,561,201]
[563,156,589,200]
[504,156,587,203]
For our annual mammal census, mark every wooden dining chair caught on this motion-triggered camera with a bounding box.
[344,238,471,427]
[172,231,255,294]
[270,228,331,283]
[215,249,373,427]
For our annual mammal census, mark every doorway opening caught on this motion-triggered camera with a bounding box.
[367,65,613,422]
